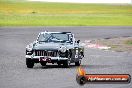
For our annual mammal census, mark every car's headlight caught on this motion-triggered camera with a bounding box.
[26,44,33,51]
[59,46,67,53]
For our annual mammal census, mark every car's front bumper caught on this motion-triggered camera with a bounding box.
[25,55,68,61]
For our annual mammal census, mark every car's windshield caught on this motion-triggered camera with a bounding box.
[38,33,72,43]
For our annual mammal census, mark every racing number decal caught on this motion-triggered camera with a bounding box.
[75,48,79,58]
[75,55,78,58]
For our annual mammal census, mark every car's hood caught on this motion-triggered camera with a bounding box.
[33,42,74,50]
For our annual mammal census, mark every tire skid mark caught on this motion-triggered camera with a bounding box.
[81,40,111,50]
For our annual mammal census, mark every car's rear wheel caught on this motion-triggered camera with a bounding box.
[63,59,70,68]
[26,58,34,68]
[40,62,46,66]
[75,60,81,66]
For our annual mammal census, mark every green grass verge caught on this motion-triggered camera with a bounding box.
[125,40,132,45]
[0,0,132,26]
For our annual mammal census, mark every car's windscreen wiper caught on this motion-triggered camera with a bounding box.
[51,38,63,41]
[39,41,47,42]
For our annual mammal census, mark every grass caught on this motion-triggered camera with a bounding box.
[125,40,132,45]
[0,0,132,26]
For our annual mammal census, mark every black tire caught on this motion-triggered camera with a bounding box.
[57,62,61,67]
[26,58,34,68]
[63,59,70,68]
[75,60,81,66]
[40,62,46,66]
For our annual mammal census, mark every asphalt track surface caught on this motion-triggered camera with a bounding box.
[0,26,132,88]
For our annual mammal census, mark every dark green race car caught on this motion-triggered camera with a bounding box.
[25,31,84,68]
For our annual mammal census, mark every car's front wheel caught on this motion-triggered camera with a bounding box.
[63,59,70,68]
[75,60,81,66]
[26,58,34,68]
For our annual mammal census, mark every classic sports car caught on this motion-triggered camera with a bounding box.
[25,31,84,68]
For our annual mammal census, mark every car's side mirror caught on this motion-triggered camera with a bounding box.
[77,40,80,44]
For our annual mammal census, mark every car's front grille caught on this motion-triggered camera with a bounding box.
[34,50,58,57]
